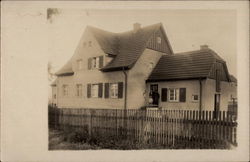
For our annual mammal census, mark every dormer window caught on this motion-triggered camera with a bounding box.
[157,37,161,44]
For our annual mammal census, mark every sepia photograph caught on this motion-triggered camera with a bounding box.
[1,1,249,162]
[48,9,238,150]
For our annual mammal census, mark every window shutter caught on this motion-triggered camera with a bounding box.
[98,83,103,98]
[88,58,92,70]
[161,88,168,102]
[118,82,123,98]
[104,83,109,98]
[87,84,91,98]
[179,88,186,102]
[99,56,104,68]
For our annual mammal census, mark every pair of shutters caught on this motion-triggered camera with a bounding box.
[161,88,186,102]
[87,83,103,98]
[104,82,123,98]
[87,82,123,98]
[87,56,104,69]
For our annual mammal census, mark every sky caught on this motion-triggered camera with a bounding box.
[48,9,237,76]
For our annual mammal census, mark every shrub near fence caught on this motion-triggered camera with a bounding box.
[49,108,237,149]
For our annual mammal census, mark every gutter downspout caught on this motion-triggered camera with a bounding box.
[122,67,128,136]
[122,67,128,110]
[199,78,202,111]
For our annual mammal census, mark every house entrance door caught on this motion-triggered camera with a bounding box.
[150,84,159,106]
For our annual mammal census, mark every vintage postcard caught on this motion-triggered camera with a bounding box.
[1,1,249,162]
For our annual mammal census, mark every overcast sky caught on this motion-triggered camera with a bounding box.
[48,9,236,76]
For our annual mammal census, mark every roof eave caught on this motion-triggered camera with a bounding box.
[146,77,207,83]
[100,66,130,72]
[56,72,74,77]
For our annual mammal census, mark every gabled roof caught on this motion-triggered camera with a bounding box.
[56,23,172,75]
[88,26,118,55]
[147,49,229,82]
[101,23,172,71]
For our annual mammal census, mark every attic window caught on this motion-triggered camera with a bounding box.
[157,37,161,44]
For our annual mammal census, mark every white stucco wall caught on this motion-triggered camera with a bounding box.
[146,80,200,110]
[56,29,125,109]
[146,78,237,111]
[126,48,164,109]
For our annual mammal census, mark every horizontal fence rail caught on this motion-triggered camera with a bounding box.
[49,107,237,149]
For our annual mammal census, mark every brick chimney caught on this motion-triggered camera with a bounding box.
[200,45,209,50]
[133,23,141,33]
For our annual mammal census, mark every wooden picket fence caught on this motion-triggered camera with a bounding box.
[49,108,237,149]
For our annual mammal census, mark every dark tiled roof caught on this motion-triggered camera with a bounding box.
[56,23,168,75]
[88,26,118,55]
[147,49,223,82]
[55,60,74,76]
[100,23,167,71]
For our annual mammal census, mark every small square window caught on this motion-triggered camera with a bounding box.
[192,95,199,101]
[157,37,161,44]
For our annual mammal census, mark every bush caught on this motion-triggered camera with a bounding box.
[63,125,90,143]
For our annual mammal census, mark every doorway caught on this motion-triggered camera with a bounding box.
[150,84,159,106]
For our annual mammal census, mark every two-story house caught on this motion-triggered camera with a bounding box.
[51,23,237,112]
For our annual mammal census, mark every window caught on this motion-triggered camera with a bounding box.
[88,56,104,70]
[157,37,162,44]
[92,57,96,69]
[104,82,123,99]
[169,88,179,102]
[110,83,118,98]
[96,57,100,68]
[192,94,199,101]
[91,57,99,69]
[88,41,92,47]
[77,59,83,70]
[91,84,99,98]
[76,84,82,97]
[62,85,68,96]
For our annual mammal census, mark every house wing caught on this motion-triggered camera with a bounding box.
[147,49,230,82]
